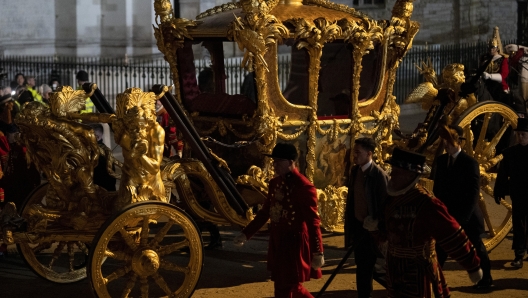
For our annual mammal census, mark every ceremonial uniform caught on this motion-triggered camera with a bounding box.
[242,168,323,297]
[482,53,510,94]
[384,185,481,297]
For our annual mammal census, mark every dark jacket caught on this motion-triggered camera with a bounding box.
[432,150,483,232]
[344,161,388,248]
[495,144,528,207]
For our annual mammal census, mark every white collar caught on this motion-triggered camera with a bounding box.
[491,54,502,61]
[451,147,461,159]
[361,160,372,172]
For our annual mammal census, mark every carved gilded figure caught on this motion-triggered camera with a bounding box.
[112,88,167,210]
[16,87,110,230]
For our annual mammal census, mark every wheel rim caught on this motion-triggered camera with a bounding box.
[89,201,203,298]
[17,183,89,283]
[455,101,518,251]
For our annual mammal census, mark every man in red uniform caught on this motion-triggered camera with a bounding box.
[383,147,482,297]
[234,143,324,298]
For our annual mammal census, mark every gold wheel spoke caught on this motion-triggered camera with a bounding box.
[140,277,149,298]
[119,228,139,251]
[158,240,189,256]
[32,242,52,254]
[474,112,491,155]
[482,120,511,158]
[462,125,475,158]
[478,197,495,237]
[140,216,151,246]
[104,249,131,261]
[105,265,132,284]
[150,219,175,247]
[121,273,138,298]
[160,259,189,274]
[500,199,513,212]
[67,242,75,272]
[76,241,90,256]
[48,241,66,269]
[482,185,494,197]
[152,272,173,296]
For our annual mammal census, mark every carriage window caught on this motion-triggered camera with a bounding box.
[357,44,382,102]
[280,42,310,106]
[317,43,352,118]
[183,41,257,118]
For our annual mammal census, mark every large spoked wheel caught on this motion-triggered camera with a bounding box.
[455,101,518,251]
[16,183,90,283]
[88,201,203,298]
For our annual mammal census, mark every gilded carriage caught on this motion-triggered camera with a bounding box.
[152,0,517,258]
[152,0,418,232]
[0,0,519,297]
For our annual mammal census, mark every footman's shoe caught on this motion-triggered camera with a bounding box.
[511,257,523,268]
[473,277,493,290]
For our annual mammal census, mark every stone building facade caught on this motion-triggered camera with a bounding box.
[0,0,522,57]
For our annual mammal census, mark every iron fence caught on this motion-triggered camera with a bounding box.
[0,39,516,108]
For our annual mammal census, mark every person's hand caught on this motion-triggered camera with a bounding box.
[233,232,247,247]
[468,268,483,284]
[363,216,379,232]
[482,72,491,80]
[494,196,504,205]
[311,253,325,270]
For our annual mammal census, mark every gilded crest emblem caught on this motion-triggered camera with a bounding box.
[270,202,283,223]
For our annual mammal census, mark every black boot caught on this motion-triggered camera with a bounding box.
[205,223,223,250]
[511,257,524,268]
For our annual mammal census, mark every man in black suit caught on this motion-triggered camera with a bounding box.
[344,137,389,298]
[431,124,493,289]
[494,117,528,268]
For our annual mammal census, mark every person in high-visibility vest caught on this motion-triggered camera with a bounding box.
[76,70,95,113]
[25,76,43,103]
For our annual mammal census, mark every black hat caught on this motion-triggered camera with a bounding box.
[76,70,89,82]
[387,147,427,174]
[264,143,298,160]
[516,117,528,132]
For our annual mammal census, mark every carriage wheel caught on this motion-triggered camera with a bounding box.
[455,101,518,251]
[16,183,90,283]
[88,201,203,298]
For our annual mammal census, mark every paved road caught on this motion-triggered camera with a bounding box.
[1,227,527,298]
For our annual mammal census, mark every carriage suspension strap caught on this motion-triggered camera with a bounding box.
[201,135,262,148]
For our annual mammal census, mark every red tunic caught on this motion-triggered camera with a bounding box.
[242,168,324,283]
[384,185,481,298]
[0,132,9,203]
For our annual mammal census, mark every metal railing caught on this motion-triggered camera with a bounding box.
[0,40,516,108]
